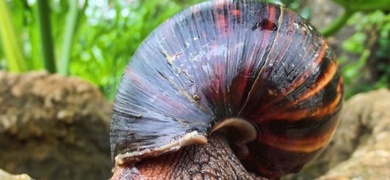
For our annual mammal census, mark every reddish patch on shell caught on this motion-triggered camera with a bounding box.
[231,9,240,16]
[110,1,343,179]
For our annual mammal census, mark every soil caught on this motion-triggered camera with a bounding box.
[0,71,112,180]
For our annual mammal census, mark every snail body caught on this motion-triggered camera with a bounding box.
[110,0,343,179]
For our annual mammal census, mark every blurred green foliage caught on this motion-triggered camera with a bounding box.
[333,0,390,12]
[0,0,28,71]
[0,0,389,99]
[0,0,204,99]
[340,11,390,98]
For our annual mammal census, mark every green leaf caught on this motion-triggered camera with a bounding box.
[341,32,366,53]
[332,0,390,12]
[36,0,57,73]
[0,0,28,72]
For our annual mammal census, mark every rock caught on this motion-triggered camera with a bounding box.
[0,71,112,180]
[318,89,390,179]
[0,169,33,180]
[289,88,390,179]
[318,150,390,179]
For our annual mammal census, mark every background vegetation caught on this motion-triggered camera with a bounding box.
[0,0,389,99]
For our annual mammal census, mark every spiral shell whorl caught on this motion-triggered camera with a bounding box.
[110,0,343,178]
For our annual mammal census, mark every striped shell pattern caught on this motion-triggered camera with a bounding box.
[110,0,343,178]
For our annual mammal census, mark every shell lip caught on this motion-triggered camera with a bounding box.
[114,131,207,167]
[212,118,257,144]
[211,118,258,159]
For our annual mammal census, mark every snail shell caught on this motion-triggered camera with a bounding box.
[110,0,343,178]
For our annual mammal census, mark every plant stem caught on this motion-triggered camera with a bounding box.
[0,0,28,72]
[36,0,56,73]
[58,0,80,75]
[321,9,354,37]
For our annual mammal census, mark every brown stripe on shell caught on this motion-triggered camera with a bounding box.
[258,91,342,122]
[256,113,340,152]
[241,15,328,115]
[257,60,342,122]
[289,48,337,106]
[242,141,324,178]
[237,6,329,118]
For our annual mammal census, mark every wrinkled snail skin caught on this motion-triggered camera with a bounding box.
[110,0,343,179]
[112,133,265,180]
